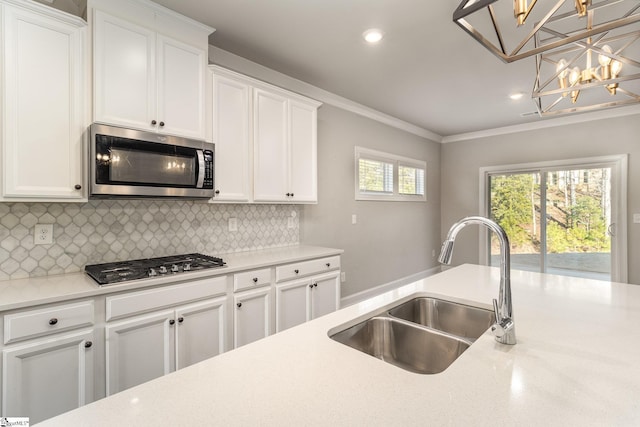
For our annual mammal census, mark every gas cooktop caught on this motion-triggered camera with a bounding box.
[84,253,226,285]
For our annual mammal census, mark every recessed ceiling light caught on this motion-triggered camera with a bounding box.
[363,29,384,44]
[509,92,525,100]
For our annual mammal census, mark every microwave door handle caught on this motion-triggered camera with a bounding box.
[196,150,205,188]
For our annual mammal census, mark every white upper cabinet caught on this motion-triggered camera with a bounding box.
[209,65,321,204]
[252,86,321,203]
[0,0,86,201]
[90,0,213,139]
[211,68,252,202]
[253,88,289,202]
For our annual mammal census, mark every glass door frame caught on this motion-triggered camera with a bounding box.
[479,155,628,283]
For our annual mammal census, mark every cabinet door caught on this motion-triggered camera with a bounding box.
[253,89,289,201]
[311,272,341,320]
[175,297,227,370]
[157,35,206,139]
[2,4,85,199]
[105,310,174,396]
[233,287,271,348]
[289,100,318,203]
[275,279,311,333]
[212,73,251,201]
[2,330,94,424]
[93,10,156,131]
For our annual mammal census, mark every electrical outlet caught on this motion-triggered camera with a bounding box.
[432,249,436,258]
[228,218,238,232]
[351,214,357,225]
[34,224,53,245]
[634,213,640,224]
[340,272,346,283]
[287,217,295,229]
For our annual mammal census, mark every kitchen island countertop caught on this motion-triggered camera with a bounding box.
[39,264,640,426]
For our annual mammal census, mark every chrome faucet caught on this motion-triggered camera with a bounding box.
[438,216,516,345]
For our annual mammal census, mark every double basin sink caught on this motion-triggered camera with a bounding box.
[330,297,495,374]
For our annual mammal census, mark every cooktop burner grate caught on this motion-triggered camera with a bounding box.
[84,253,226,285]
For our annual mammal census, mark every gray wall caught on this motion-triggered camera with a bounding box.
[440,113,640,285]
[302,105,441,297]
[210,48,442,298]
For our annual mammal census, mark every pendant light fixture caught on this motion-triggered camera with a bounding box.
[453,0,640,116]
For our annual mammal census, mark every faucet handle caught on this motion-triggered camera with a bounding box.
[491,298,514,339]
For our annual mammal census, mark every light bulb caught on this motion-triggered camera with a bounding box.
[598,45,613,67]
[569,67,581,85]
[611,59,622,76]
[363,29,383,44]
[556,59,569,78]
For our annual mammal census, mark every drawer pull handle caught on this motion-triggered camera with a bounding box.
[237,302,242,308]
[252,277,258,283]
[169,319,175,325]
[294,269,299,274]
[84,341,93,349]
[49,318,58,326]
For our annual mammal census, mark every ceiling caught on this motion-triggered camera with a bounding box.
[145,0,636,137]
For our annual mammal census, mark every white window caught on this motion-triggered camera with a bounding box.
[355,146,426,201]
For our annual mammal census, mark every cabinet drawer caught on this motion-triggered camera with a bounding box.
[106,275,227,321]
[276,256,340,283]
[4,301,94,344]
[233,268,271,292]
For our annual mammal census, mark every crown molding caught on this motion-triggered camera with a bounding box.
[442,104,640,143]
[209,46,443,143]
[209,46,640,145]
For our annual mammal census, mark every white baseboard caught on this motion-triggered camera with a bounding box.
[340,266,442,308]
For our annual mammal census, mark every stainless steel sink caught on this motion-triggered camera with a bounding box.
[330,297,494,374]
[388,297,495,341]
[330,317,470,374]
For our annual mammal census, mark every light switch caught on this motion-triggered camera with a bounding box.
[352,214,357,225]
[228,218,238,232]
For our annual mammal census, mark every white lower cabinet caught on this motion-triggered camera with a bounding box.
[105,309,174,395]
[2,329,94,424]
[233,287,271,348]
[175,298,226,370]
[105,296,227,395]
[276,271,340,332]
[104,276,228,396]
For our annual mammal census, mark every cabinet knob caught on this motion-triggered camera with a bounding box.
[291,193,294,197]
[159,121,165,127]
[169,319,175,325]
[74,184,82,190]
[151,120,157,125]
[326,263,331,268]
[313,283,318,288]
[237,302,242,308]
[252,277,258,283]
[215,190,220,195]
[309,284,314,288]
[286,193,291,197]
[84,341,93,348]
[49,318,58,326]
[294,269,299,274]
[178,317,184,323]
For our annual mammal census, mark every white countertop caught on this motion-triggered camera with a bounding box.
[39,264,640,426]
[0,245,343,312]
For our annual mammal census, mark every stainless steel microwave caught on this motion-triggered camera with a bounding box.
[90,124,215,199]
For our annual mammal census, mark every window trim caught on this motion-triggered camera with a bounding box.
[354,146,426,202]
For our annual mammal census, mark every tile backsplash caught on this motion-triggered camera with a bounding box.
[0,201,300,281]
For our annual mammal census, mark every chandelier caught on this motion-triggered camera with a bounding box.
[453,0,640,115]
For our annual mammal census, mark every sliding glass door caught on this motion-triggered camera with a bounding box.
[483,156,627,282]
